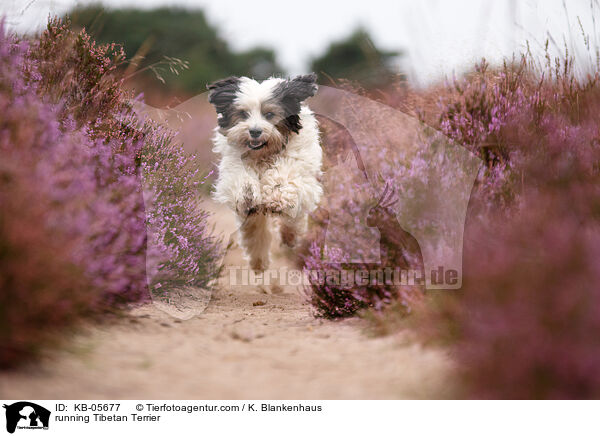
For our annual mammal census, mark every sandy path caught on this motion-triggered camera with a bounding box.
[0,202,453,399]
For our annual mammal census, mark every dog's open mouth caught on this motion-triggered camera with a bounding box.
[248,140,267,150]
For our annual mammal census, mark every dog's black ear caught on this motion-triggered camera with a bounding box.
[207,76,239,92]
[289,73,318,99]
[276,73,318,105]
[272,73,318,134]
[207,76,240,128]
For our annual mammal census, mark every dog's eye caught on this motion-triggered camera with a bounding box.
[239,111,249,119]
[264,112,275,120]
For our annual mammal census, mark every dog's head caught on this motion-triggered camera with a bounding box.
[207,74,318,156]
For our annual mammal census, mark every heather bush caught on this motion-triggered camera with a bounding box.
[0,169,92,367]
[0,19,223,367]
[302,99,476,318]
[305,27,600,404]
[300,108,434,318]
[29,17,134,140]
[319,49,600,397]
[28,18,223,296]
[411,42,600,397]
[447,125,600,398]
[32,18,223,294]
[303,243,367,318]
[141,122,222,295]
[27,21,149,304]
[0,24,145,366]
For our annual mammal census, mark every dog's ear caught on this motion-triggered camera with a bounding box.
[288,73,318,100]
[272,74,318,134]
[207,76,240,128]
[275,73,318,108]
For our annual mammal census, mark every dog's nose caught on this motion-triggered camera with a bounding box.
[249,128,262,139]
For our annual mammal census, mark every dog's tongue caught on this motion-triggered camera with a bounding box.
[249,140,265,149]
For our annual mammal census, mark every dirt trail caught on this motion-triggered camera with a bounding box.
[0,201,453,399]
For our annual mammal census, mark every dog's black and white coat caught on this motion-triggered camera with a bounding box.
[208,74,323,271]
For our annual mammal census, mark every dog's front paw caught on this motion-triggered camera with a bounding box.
[236,183,260,217]
[262,183,298,217]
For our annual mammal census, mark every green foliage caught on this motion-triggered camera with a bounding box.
[310,28,404,88]
[67,5,284,94]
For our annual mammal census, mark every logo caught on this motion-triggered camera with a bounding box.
[3,402,50,434]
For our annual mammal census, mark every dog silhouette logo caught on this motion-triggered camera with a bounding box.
[3,402,50,434]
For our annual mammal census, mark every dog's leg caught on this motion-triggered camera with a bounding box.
[235,182,261,217]
[280,213,308,248]
[238,212,271,272]
[213,156,262,216]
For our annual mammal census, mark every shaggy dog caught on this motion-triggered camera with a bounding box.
[208,74,323,271]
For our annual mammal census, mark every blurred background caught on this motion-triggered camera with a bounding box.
[2,0,596,104]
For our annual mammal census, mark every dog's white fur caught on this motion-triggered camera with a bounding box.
[210,76,323,271]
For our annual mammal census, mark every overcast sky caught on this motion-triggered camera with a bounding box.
[2,0,597,86]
